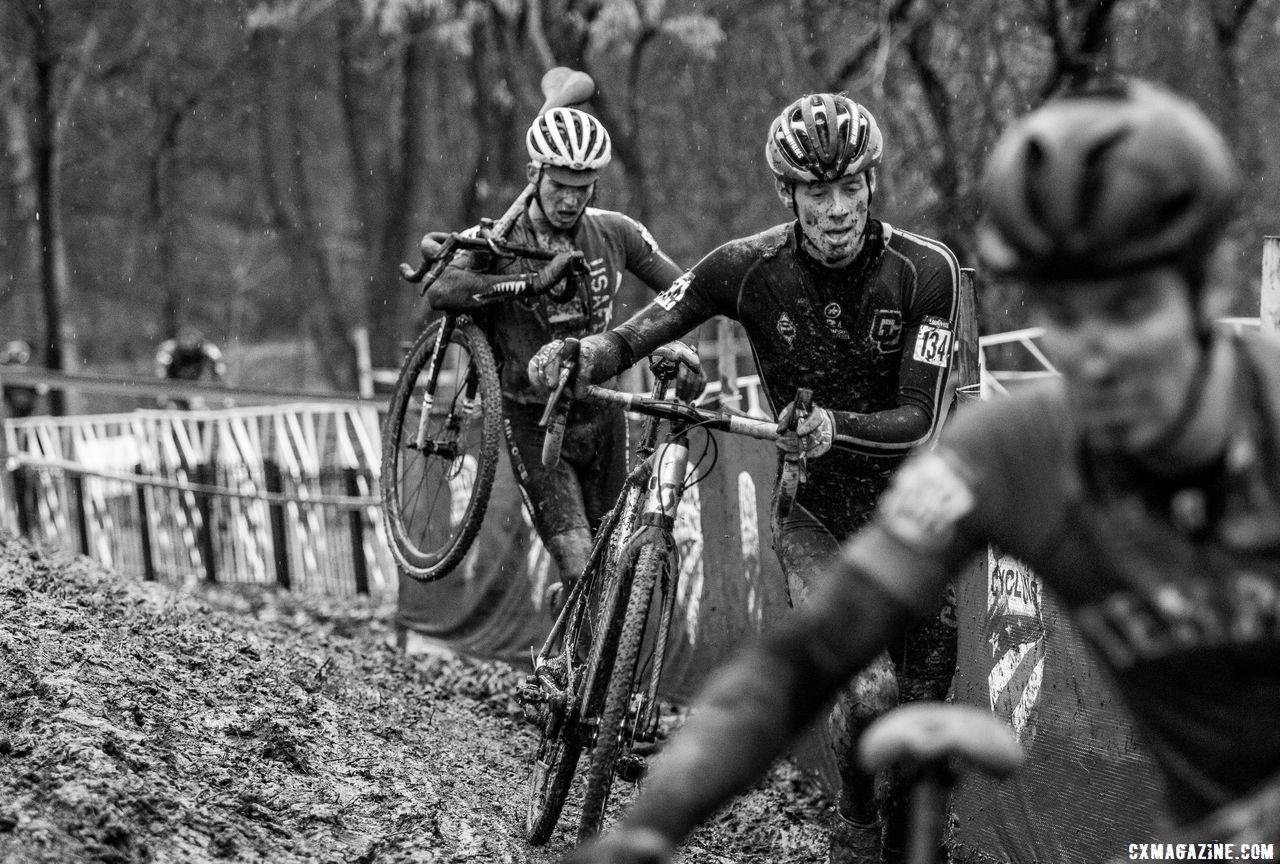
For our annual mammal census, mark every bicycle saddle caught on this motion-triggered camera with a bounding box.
[648,341,702,377]
[858,703,1023,778]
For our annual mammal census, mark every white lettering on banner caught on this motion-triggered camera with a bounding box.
[674,465,705,644]
[879,451,975,552]
[738,471,764,630]
[449,454,478,531]
[986,549,1047,743]
[913,316,954,367]
[515,486,552,605]
[655,271,692,310]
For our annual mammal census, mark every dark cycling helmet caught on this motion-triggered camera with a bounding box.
[526,107,611,184]
[977,78,1240,281]
[765,94,883,185]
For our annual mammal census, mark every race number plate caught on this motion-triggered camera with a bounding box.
[912,317,954,367]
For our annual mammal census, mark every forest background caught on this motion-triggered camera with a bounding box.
[3,0,1277,396]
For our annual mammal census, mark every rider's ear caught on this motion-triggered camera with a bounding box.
[774,179,794,209]
[526,162,541,186]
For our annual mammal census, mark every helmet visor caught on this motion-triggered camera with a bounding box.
[542,165,599,187]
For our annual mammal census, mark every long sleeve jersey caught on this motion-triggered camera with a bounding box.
[613,219,960,537]
[440,207,683,404]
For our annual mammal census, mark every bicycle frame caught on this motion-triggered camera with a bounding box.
[521,344,810,841]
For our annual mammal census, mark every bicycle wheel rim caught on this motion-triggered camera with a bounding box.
[380,317,501,581]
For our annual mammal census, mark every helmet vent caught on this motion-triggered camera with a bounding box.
[1076,127,1130,232]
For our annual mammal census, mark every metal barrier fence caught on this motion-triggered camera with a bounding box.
[3,403,394,599]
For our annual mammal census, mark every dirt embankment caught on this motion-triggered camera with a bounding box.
[0,535,831,863]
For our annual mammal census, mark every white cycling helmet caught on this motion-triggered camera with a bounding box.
[526,107,611,185]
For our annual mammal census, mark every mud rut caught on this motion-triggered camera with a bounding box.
[0,535,832,863]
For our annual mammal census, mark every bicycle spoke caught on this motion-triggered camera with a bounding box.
[381,318,501,580]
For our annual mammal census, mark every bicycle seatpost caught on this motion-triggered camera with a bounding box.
[859,704,1022,864]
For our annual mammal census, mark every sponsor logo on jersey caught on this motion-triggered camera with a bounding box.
[776,312,796,347]
[655,271,693,310]
[870,309,903,353]
[879,451,975,552]
[823,302,850,339]
[1075,571,1280,670]
[913,316,954,367]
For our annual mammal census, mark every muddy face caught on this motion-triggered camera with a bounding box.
[791,172,870,267]
[533,175,593,232]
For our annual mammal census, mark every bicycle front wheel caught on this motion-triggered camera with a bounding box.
[577,542,663,840]
[380,316,501,581]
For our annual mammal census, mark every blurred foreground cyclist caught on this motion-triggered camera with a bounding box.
[562,78,1280,863]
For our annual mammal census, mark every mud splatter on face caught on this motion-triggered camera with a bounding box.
[793,173,871,267]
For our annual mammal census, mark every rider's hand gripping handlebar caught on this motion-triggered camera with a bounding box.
[775,388,813,519]
[538,338,581,468]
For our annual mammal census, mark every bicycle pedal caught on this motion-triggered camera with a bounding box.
[616,753,648,783]
[516,680,546,705]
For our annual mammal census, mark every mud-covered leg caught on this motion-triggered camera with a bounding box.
[774,505,898,864]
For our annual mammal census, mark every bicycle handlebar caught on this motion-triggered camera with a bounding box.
[581,385,778,442]
[399,230,559,286]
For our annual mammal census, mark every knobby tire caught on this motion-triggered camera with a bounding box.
[380,316,501,581]
[524,685,584,845]
[577,542,663,840]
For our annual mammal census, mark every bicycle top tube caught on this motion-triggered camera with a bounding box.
[583,385,778,443]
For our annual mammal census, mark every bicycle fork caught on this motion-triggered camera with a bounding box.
[615,430,689,782]
[411,314,481,462]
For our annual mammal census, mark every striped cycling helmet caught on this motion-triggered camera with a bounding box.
[766,94,883,184]
[526,107,612,173]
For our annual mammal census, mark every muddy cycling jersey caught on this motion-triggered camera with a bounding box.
[851,330,1280,827]
[612,219,960,534]
[451,207,682,404]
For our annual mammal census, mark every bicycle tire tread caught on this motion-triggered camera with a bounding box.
[577,542,663,840]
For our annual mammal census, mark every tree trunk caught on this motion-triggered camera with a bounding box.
[1,75,41,331]
[250,27,355,390]
[31,8,77,414]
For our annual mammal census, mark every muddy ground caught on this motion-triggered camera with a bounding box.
[0,534,834,863]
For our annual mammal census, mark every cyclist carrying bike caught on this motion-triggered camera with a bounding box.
[426,107,702,613]
[531,93,962,863]
[561,79,1280,863]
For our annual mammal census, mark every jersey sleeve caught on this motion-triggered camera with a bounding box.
[830,237,961,456]
[617,214,684,292]
[612,242,739,361]
[842,445,984,615]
